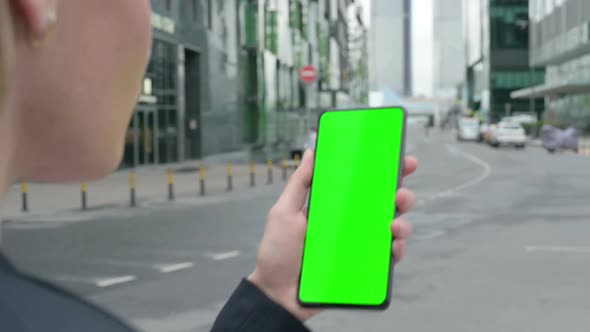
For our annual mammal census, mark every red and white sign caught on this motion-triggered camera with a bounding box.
[300,65,318,84]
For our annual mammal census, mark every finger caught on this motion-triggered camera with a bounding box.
[396,188,415,215]
[392,239,406,263]
[391,217,412,239]
[275,150,315,213]
[402,156,418,178]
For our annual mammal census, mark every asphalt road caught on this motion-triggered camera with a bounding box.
[4,128,590,332]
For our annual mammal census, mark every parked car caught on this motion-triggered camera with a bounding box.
[457,117,480,141]
[488,121,526,148]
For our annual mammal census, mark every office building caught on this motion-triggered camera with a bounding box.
[348,4,370,105]
[464,0,544,122]
[370,0,412,96]
[123,0,244,167]
[512,0,590,131]
[433,0,464,100]
[122,0,368,167]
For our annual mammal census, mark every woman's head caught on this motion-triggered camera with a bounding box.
[1,0,152,182]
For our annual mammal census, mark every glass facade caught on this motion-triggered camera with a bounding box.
[546,53,590,130]
[490,4,529,49]
[492,70,545,89]
[524,0,590,131]
[465,0,544,122]
[124,0,368,167]
[150,40,179,164]
[122,39,179,168]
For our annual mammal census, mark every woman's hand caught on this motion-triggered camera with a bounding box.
[248,150,418,321]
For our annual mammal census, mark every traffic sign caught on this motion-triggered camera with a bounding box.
[300,65,317,84]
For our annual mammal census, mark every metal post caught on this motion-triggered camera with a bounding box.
[281,160,287,181]
[129,171,136,207]
[227,163,233,191]
[81,182,87,210]
[250,161,256,187]
[21,180,28,212]
[306,84,312,133]
[267,159,274,184]
[167,168,174,201]
[294,153,301,167]
[199,163,206,196]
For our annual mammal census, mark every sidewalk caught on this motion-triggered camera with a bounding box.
[528,138,542,147]
[3,160,296,220]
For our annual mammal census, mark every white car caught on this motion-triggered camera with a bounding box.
[457,118,480,141]
[489,122,526,148]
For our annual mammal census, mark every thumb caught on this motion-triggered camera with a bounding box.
[275,150,315,213]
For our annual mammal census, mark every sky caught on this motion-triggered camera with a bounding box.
[362,0,434,97]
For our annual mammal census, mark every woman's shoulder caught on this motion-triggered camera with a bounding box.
[0,255,135,332]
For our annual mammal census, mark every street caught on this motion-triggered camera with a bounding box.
[4,128,590,332]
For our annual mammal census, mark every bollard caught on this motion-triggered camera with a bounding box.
[167,168,175,201]
[81,182,87,210]
[267,159,274,184]
[129,171,137,207]
[199,163,206,196]
[249,161,256,187]
[21,180,28,212]
[281,160,287,181]
[227,163,233,191]
[294,153,301,167]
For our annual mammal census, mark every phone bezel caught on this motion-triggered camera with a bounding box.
[297,106,408,310]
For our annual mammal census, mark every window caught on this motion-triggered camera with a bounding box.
[491,5,529,49]
[208,0,213,30]
[492,70,545,89]
[192,0,198,21]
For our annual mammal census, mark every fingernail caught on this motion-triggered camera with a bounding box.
[303,149,312,159]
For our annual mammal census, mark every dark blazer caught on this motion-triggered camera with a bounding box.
[0,254,310,332]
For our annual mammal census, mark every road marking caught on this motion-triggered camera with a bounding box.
[526,246,590,253]
[208,250,241,261]
[418,145,492,205]
[154,262,194,273]
[95,276,137,288]
[414,229,447,240]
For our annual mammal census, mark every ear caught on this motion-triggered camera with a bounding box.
[10,0,57,35]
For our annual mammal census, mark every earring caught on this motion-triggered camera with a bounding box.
[30,10,57,48]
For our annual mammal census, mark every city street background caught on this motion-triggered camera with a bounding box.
[5,0,590,331]
[3,127,590,331]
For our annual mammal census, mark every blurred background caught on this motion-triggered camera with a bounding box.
[4,1,590,332]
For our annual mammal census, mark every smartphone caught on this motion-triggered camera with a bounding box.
[298,106,407,309]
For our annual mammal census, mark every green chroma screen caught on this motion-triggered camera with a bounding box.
[299,107,405,306]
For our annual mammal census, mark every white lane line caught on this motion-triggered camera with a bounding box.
[95,275,136,288]
[414,230,447,241]
[419,145,492,205]
[526,246,590,253]
[208,250,241,261]
[155,262,194,273]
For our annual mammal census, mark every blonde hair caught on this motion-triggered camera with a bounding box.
[0,0,15,108]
